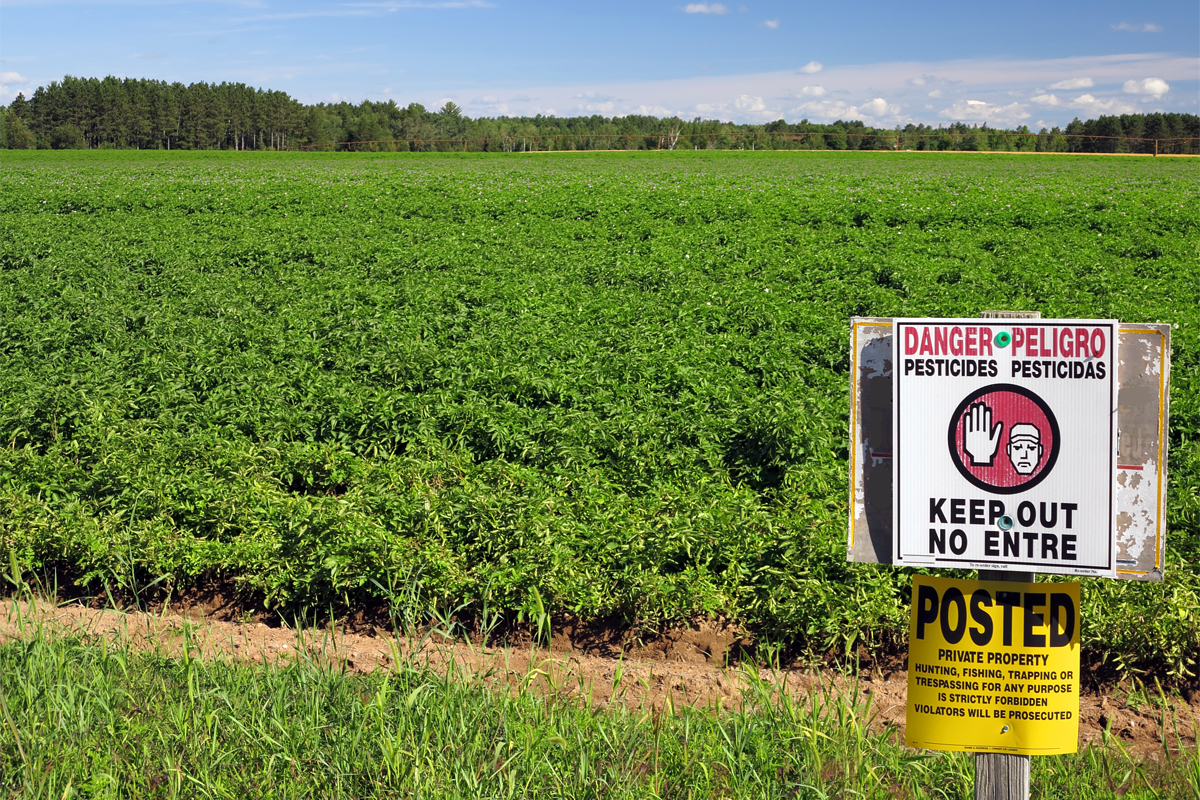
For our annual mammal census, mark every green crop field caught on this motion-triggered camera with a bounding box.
[0,150,1197,675]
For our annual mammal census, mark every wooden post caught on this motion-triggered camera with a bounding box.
[975,569,1034,800]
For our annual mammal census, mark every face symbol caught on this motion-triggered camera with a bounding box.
[1007,423,1043,476]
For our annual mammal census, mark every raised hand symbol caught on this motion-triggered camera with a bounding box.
[964,401,1003,467]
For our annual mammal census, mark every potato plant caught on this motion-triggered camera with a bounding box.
[0,150,1196,673]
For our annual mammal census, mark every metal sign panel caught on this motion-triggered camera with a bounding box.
[847,318,1170,581]
[847,318,894,564]
[1114,324,1171,580]
[894,318,1117,576]
[906,575,1081,755]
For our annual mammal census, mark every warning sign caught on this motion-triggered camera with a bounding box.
[848,318,1172,582]
[893,319,1117,576]
[906,575,1080,755]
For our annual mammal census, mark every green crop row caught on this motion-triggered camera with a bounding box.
[0,150,1197,675]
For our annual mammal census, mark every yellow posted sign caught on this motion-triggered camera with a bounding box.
[906,575,1080,754]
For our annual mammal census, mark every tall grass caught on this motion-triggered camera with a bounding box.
[2,601,1195,799]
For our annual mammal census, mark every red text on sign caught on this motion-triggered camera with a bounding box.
[904,326,995,357]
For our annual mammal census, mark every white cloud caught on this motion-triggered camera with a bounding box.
[938,99,1030,124]
[1030,93,1060,106]
[799,61,823,74]
[632,104,673,116]
[395,51,1198,126]
[1048,77,1093,90]
[763,19,779,29]
[693,94,780,120]
[1112,22,1162,32]
[0,72,31,101]
[684,3,727,13]
[908,74,949,89]
[734,94,766,111]
[382,87,394,94]
[786,99,852,119]
[574,91,616,102]
[467,95,512,115]
[789,97,900,122]
[1123,77,1169,97]
[325,92,351,103]
[1068,94,1139,114]
[859,97,890,116]
[578,100,615,112]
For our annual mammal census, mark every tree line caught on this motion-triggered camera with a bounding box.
[3,75,1197,154]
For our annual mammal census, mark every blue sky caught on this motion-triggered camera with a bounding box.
[2,0,1197,127]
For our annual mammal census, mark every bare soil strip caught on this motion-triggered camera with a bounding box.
[3,597,1194,760]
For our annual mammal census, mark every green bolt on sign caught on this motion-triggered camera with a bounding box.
[893,319,1117,577]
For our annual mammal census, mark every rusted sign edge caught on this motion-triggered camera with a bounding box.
[847,317,891,560]
[1114,323,1171,581]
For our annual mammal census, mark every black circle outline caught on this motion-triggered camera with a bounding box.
[946,383,1060,495]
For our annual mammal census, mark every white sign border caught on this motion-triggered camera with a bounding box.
[891,318,1118,577]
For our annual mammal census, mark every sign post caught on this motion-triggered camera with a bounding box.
[974,570,1034,800]
[846,310,1172,800]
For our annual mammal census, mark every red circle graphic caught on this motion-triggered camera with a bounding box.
[948,385,1059,493]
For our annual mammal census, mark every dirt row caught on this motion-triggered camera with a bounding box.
[3,594,1195,760]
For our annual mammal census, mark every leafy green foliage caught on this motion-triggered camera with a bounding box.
[0,150,1197,673]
